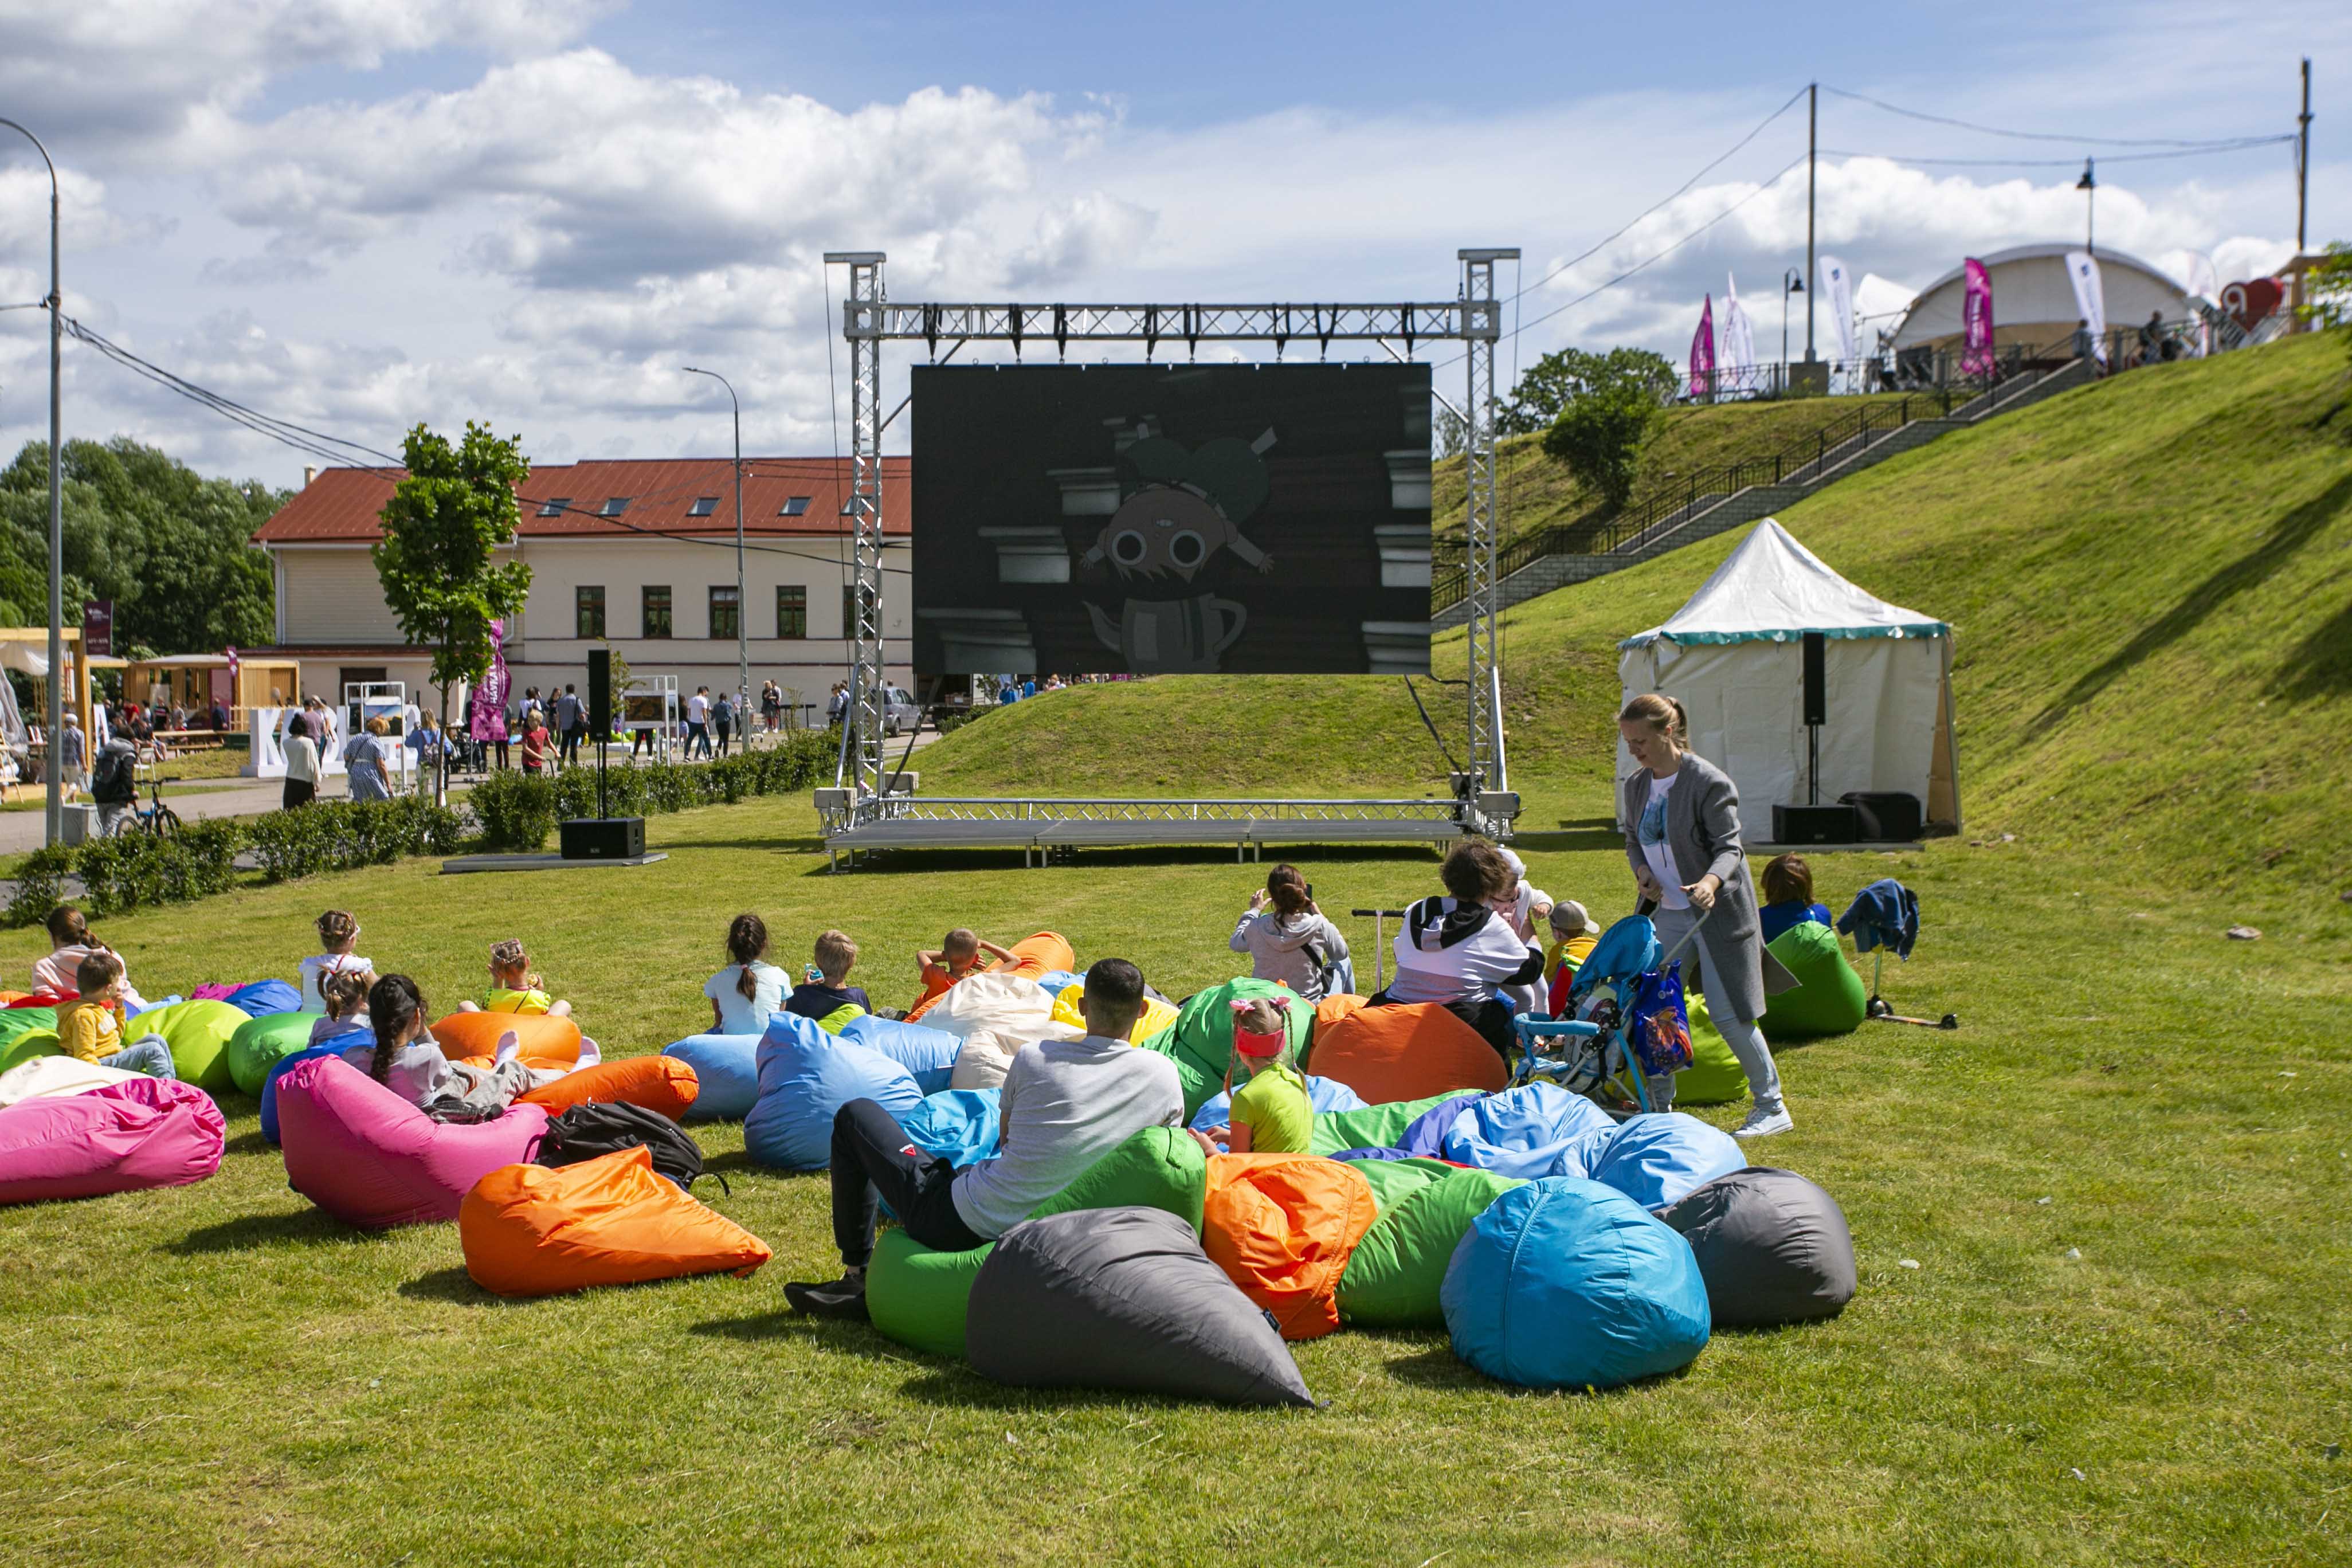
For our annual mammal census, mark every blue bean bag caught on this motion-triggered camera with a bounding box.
[838,1014,962,1096]
[226,979,303,1018]
[1586,1112,1744,1212]
[261,1038,362,1146]
[1032,969,1082,996]
[661,1034,762,1122]
[1441,1177,1711,1390]
[743,1012,923,1170]
[1398,1092,1484,1158]
[901,1089,1002,1167]
[1438,1083,1616,1179]
[1187,1072,1367,1133]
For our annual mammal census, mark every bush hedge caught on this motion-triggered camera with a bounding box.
[248,797,468,883]
[4,820,244,926]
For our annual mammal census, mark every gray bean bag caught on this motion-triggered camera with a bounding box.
[1660,1166,1857,1328]
[965,1207,1315,1408]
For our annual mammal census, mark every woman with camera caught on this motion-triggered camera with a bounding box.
[1230,863,1351,1002]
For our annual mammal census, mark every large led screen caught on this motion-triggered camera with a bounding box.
[911,363,1432,677]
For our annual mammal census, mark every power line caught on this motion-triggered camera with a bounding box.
[1819,138,2296,168]
[1820,84,2293,149]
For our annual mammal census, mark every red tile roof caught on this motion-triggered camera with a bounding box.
[252,457,912,544]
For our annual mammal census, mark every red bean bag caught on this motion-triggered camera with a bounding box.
[1201,1152,1378,1340]
[0,1077,225,1205]
[516,1056,699,1121]
[429,1011,582,1071]
[905,931,1073,1024]
[460,1146,771,1297]
[275,1055,550,1230]
[1306,1001,1509,1105]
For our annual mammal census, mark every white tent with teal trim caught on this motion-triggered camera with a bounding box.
[1616,518,1961,840]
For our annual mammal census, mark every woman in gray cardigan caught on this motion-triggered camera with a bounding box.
[1619,692,1797,1138]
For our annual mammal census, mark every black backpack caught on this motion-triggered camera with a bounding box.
[536,1103,722,1194]
[91,744,135,803]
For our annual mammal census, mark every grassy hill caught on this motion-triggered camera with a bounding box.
[925,332,2352,899]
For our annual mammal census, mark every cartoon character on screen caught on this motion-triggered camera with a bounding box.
[1081,430,1275,674]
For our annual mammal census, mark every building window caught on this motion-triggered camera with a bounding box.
[642,585,672,638]
[709,585,739,641]
[841,582,876,639]
[338,667,388,698]
[777,585,806,639]
[779,496,810,517]
[689,496,718,518]
[599,496,631,516]
[575,585,605,639]
[538,496,571,517]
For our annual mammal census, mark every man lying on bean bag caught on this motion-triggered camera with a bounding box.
[784,958,1183,1321]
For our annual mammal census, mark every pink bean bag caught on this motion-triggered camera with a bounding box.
[275,1056,550,1230]
[0,1077,225,1205]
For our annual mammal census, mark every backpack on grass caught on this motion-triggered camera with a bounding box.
[536,1102,721,1194]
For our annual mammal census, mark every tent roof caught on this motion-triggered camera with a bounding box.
[1619,518,1950,649]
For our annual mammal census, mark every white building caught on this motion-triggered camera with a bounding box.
[249,457,912,719]
[1890,244,2192,355]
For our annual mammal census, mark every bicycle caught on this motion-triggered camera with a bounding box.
[107,773,182,838]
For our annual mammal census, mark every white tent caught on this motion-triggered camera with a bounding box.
[1616,518,1961,841]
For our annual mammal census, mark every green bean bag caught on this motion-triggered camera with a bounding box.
[0,1028,61,1075]
[1029,1126,1208,1232]
[1338,1167,1524,1327]
[1347,1155,1460,1214]
[0,1006,58,1049]
[132,999,252,1094]
[867,1229,994,1357]
[1308,1092,1461,1157]
[1761,922,1869,1041]
[226,1012,323,1097]
[1140,979,1310,1116]
[1675,993,1750,1106]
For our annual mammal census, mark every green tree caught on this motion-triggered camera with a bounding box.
[1499,346,1676,435]
[374,422,532,801]
[1539,381,1664,509]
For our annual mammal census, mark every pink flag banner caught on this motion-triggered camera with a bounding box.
[468,618,510,742]
[1960,257,1996,378]
[1688,295,1716,401]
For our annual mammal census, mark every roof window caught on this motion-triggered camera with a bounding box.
[689,496,719,518]
[599,497,631,516]
[779,496,810,516]
[538,496,571,516]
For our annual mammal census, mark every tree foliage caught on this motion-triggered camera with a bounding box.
[373,422,532,697]
[1499,347,1676,436]
[1539,381,1664,509]
[0,438,281,650]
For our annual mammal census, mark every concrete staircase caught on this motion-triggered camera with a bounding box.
[1434,358,2092,629]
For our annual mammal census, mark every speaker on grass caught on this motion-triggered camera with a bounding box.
[587,648,611,736]
[1801,632,1826,727]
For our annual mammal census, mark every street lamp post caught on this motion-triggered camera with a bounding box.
[1,118,62,847]
[1781,268,1805,398]
[2076,158,2096,256]
[681,366,747,730]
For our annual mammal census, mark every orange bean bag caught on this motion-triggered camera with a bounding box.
[430,1012,582,1070]
[460,1146,771,1297]
[905,931,1074,1024]
[1306,1001,1508,1106]
[1201,1152,1378,1340]
[517,1056,699,1121]
[1312,993,1366,1041]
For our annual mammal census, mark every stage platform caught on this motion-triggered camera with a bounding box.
[816,794,1480,869]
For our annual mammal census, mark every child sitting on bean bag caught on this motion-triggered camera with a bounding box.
[912,928,1018,1009]
[309,969,373,1046]
[704,913,789,1035]
[56,950,175,1080]
[1758,854,1833,946]
[352,975,555,1118]
[299,909,375,1013]
[784,930,872,1024]
[32,905,150,1011]
[1219,998,1310,1154]
[456,939,574,1018]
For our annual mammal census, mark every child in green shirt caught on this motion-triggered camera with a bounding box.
[1224,997,1312,1154]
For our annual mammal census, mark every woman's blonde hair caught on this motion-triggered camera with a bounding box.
[366,716,389,736]
[1619,692,1689,748]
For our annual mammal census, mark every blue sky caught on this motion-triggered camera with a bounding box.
[0,0,2341,483]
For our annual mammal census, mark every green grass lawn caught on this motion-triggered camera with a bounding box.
[4,338,2350,1566]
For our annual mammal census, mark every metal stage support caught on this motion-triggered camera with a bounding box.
[819,247,1520,865]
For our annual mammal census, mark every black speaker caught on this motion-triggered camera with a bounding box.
[1839,791,1923,842]
[1802,632,1826,727]
[587,648,611,736]
[560,816,644,860]
[1773,803,1858,845]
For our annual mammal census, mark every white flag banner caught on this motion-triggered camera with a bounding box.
[2185,251,2218,355]
[1818,254,1857,370]
[1720,274,1758,393]
[2065,250,2107,363]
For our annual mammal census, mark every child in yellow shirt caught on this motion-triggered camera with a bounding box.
[56,950,175,1078]
[1221,997,1311,1154]
[455,939,573,1018]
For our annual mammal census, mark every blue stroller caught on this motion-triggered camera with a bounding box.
[1510,908,1711,1114]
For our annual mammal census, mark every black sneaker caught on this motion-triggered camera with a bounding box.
[784,1278,871,1320]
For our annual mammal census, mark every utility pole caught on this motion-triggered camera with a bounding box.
[1805,82,1817,363]
[2,118,62,847]
[2298,57,2313,253]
